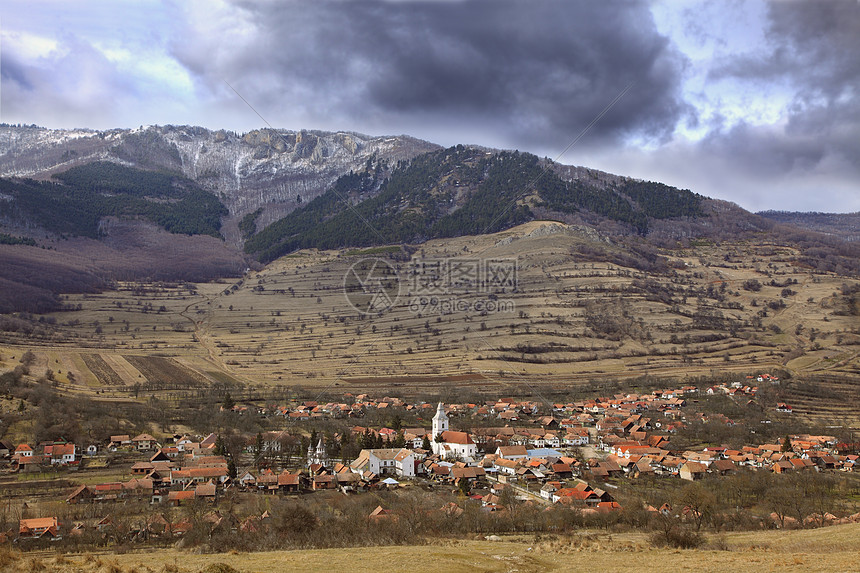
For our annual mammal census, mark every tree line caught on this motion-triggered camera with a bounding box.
[0,161,227,239]
[244,147,707,262]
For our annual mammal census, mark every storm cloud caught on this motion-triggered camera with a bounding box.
[172,0,689,151]
[1,0,858,212]
[689,0,860,210]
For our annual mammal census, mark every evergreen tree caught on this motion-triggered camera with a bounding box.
[327,432,339,457]
[340,431,354,463]
[389,415,403,431]
[300,436,310,461]
[253,432,263,458]
[458,477,471,496]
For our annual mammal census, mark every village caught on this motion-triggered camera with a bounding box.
[2,373,859,546]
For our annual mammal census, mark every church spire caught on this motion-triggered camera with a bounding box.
[308,436,329,468]
[432,402,449,445]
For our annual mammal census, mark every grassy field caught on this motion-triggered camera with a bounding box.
[5,523,859,572]
[1,221,859,425]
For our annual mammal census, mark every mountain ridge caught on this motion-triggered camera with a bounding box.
[0,123,440,245]
[758,210,860,241]
[1,123,859,315]
[242,146,710,262]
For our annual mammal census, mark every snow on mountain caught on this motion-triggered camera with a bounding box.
[0,124,439,244]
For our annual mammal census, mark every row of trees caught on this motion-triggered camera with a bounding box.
[646,469,850,539]
[15,467,853,555]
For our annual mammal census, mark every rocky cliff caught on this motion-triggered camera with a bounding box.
[0,124,439,245]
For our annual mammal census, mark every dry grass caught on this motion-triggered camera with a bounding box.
[5,524,857,573]
[726,521,860,553]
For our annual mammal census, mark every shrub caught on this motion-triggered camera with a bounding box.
[649,526,703,549]
[649,515,704,549]
[199,565,240,573]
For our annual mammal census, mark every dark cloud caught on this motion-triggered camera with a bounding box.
[699,0,860,202]
[0,37,142,129]
[3,0,857,212]
[0,51,34,91]
[173,0,688,150]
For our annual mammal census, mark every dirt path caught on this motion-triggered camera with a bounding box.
[177,288,252,385]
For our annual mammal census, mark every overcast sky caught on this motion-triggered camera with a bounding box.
[2,0,858,213]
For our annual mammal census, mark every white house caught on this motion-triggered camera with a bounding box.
[50,444,76,465]
[175,436,195,451]
[131,434,157,451]
[494,458,520,475]
[495,445,528,460]
[237,471,257,488]
[351,448,416,477]
[563,430,589,446]
[540,482,561,500]
[14,444,33,458]
[262,431,292,452]
[403,430,427,450]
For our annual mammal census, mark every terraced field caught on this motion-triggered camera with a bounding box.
[123,355,212,389]
[80,353,124,386]
[0,222,857,417]
[783,376,860,430]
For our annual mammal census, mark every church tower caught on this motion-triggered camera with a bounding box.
[307,437,329,468]
[432,402,449,444]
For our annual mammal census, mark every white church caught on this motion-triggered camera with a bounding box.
[431,402,477,462]
[307,437,329,468]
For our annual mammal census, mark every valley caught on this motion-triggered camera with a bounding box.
[2,220,858,431]
[4,0,860,567]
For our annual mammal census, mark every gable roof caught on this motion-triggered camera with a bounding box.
[195,482,217,497]
[440,431,474,445]
[497,445,528,457]
[20,517,58,532]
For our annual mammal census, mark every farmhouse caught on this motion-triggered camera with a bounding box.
[131,434,158,451]
[351,448,417,477]
[679,461,707,481]
[19,517,60,540]
[496,445,529,460]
